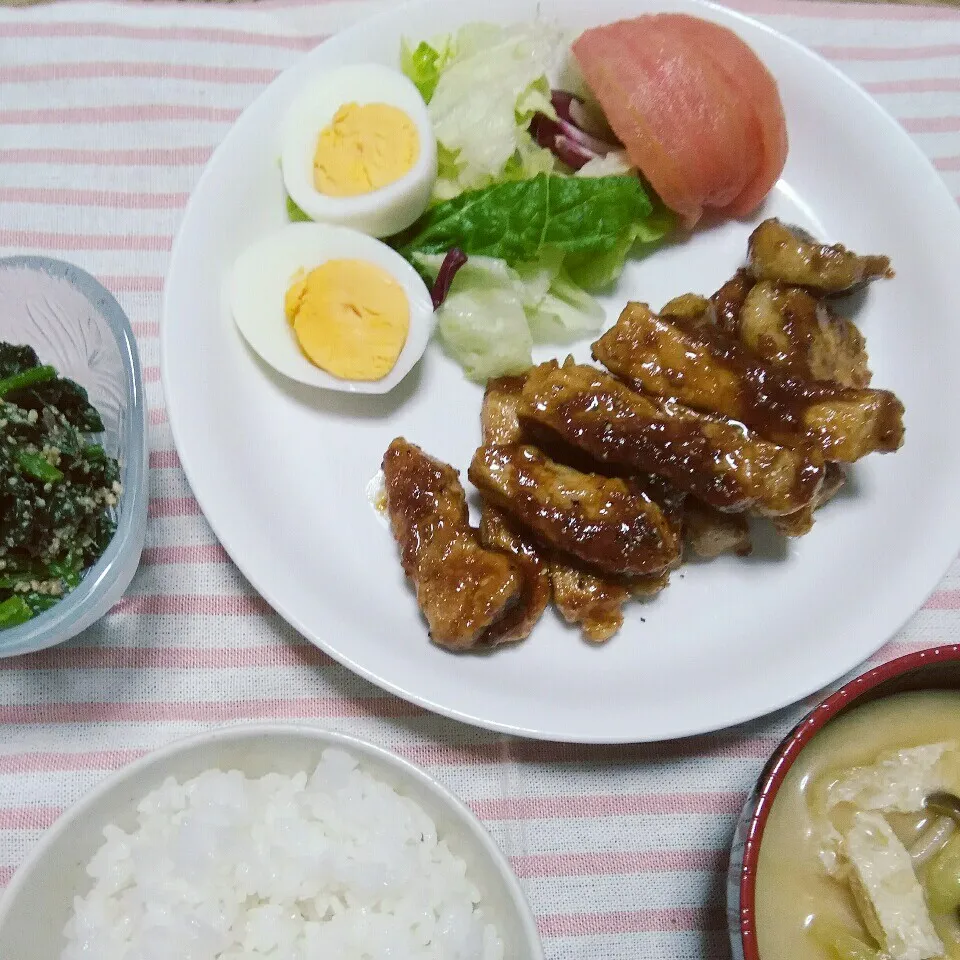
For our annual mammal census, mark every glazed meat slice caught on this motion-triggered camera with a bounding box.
[468,445,681,576]
[550,565,668,643]
[738,281,871,387]
[747,218,893,295]
[548,564,629,644]
[480,374,530,445]
[478,508,551,645]
[711,269,755,335]
[632,472,687,531]
[709,276,865,536]
[651,284,758,556]
[592,303,904,462]
[382,438,522,650]
[521,360,823,516]
[630,570,670,597]
[771,462,847,538]
[478,373,677,641]
[478,377,550,645]
[479,376,655,643]
[661,293,709,321]
[684,499,752,558]
[481,373,598,472]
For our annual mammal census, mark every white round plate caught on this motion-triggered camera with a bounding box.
[162,0,960,743]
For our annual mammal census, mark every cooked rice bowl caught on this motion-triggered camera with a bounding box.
[61,748,504,960]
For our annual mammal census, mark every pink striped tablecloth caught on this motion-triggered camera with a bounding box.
[1,0,959,956]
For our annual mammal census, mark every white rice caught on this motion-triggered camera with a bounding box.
[61,748,505,960]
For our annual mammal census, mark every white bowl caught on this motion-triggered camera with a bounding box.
[0,724,543,959]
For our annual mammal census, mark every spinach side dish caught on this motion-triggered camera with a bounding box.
[0,342,122,628]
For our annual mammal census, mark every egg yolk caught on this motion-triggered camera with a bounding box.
[284,259,409,381]
[313,102,419,197]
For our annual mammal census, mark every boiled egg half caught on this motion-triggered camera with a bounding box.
[230,222,435,394]
[281,64,437,238]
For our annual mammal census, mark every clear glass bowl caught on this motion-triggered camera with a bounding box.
[0,256,148,657]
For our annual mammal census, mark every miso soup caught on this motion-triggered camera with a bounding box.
[756,691,960,960]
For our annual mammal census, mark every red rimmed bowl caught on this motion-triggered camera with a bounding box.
[728,644,960,960]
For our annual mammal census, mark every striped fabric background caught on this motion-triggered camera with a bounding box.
[1,1,959,956]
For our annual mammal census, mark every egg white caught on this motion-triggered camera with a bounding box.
[229,222,435,394]
[280,64,437,239]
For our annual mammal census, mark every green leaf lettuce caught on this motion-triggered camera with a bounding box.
[399,173,659,276]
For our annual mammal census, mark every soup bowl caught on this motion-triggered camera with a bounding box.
[728,644,960,960]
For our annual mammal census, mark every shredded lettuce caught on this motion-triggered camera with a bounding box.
[399,37,455,104]
[286,194,311,223]
[432,144,466,203]
[395,23,678,381]
[419,256,533,382]
[417,253,604,382]
[520,259,605,342]
[399,174,672,379]
[401,22,562,199]
[576,150,634,179]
